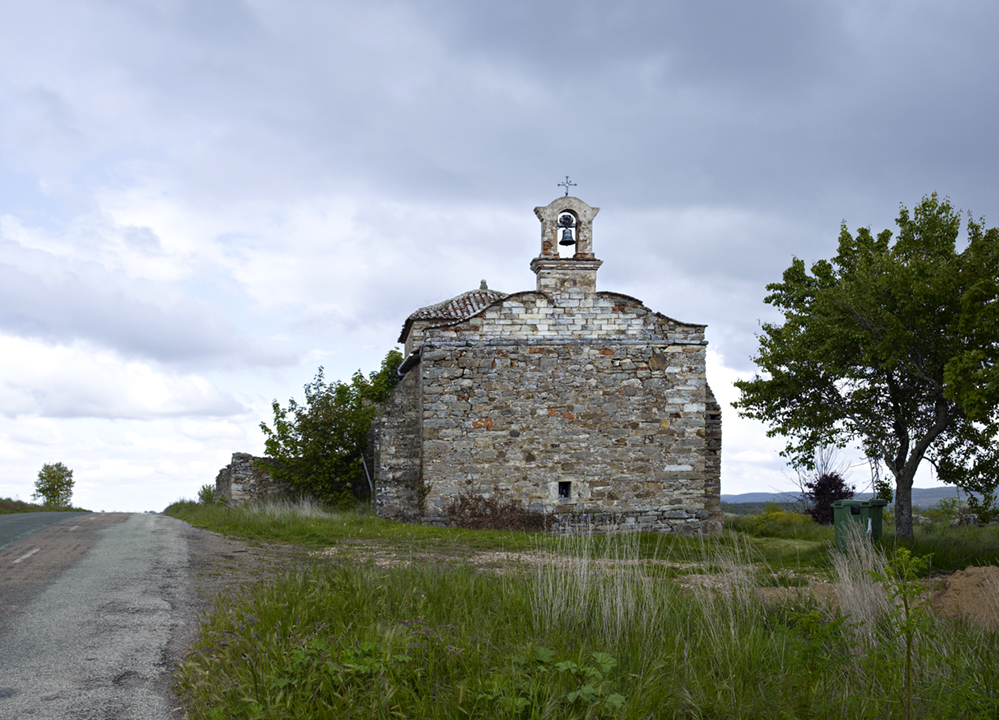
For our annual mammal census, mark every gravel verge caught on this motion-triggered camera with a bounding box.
[163,519,315,718]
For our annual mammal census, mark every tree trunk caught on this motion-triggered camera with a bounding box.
[892,399,953,542]
[894,468,915,542]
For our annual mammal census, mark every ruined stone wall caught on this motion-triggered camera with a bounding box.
[414,291,722,534]
[704,391,722,516]
[215,452,295,505]
[372,368,424,520]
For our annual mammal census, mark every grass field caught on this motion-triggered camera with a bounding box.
[165,498,999,719]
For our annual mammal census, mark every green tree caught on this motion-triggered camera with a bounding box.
[734,195,999,540]
[260,349,403,505]
[33,462,75,507]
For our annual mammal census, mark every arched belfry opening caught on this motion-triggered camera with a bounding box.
[531,195,602,296]
[556,211,578,258]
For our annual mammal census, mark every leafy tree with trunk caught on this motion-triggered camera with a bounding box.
[33,462,74,507]
[734,194,999,540]
[260,349,403,506]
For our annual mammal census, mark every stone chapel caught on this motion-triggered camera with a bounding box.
[373,195,722,533]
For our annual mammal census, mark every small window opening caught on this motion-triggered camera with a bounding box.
[558,481,572,499]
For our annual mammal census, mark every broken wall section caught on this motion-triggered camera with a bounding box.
[372,368,424,520]
[215,452,294,505]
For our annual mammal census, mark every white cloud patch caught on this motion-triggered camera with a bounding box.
[706,349,794,495]
[0,335,244,420]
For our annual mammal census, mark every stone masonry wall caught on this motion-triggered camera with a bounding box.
[372,368,424,520]
[215,452,295,505]
[704,391,722,515]
[413,290,722,534]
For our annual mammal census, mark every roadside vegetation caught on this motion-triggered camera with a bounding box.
[0,496,89,514]
[259,349,403,506]
[166,497,999,719]
[32,461,76,507]
[1,461,86,513]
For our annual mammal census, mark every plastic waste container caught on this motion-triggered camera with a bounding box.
[832,498,888,548]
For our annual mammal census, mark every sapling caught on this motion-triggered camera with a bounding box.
[869,547,934,720]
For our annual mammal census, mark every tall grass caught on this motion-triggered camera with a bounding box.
[830,521,892,643]
[531,531,671,653]
[236,496,345,521]
[165,497,557,554]
[173,500,999,718]
[884,521,999,571]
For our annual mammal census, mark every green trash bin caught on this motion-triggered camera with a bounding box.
[832,499,888,548]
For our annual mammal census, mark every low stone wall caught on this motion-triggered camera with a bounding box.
[215,452,295,505]
[421,508,722,535]
[550,508,723,535]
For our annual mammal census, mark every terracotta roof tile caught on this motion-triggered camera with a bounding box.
[399,288,507,342]
[408,289,507,321]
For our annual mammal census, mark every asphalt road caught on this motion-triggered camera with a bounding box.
[0,511,88,550]
[0,512,190,719]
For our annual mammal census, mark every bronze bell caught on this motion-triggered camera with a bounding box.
[559,227,576,246]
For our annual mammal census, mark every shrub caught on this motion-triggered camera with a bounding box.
[923,496,961,522]
[803,472,855,524]
[198,484,222,505]
[442,491,554,532]
[1,496,85,514]
[260,349,402,505]
[747,503,814,537]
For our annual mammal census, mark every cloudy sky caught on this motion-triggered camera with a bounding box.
[1,0,996,511]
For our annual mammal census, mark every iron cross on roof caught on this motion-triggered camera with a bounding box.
[557,176,577,197]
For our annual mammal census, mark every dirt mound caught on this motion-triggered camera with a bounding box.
[930,566,999,630]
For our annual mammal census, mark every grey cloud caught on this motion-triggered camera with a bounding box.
[428,0,842,91]
[8,0,998,222]
[0,241,294,370]
[2,0,999,371]
[122,226,162,252]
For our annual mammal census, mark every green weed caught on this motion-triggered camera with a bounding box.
[883,522,999,572]
[171,499,999,719]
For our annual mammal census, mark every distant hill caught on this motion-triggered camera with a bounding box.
[721,486,969,508]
